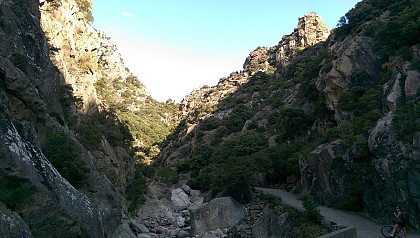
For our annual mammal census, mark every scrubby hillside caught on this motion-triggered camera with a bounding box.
[159,0,420,229]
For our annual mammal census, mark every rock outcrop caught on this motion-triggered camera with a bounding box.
[39,0,147,114]
[170,13,330,168]
[191,197,247,235]
[299,140,352,204]
[316,35,380,123]
[275,12,330,68]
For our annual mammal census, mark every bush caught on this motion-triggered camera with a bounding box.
[287,208,328,238]
[0,174,34,210]
[260,193,283,208]
[224,104,253,132]
[79,124,102,150]
[199,116,222,131]
[298,190,323,223]
[42,130,89,188]
[375,0,420,59]
[156,167,179,185]
[126,164,148,214]
[393,102,418,144]
[265,141,314,184]
[277,107,312,140]
[75,0,93,22]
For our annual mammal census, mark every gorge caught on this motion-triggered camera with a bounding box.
[0,0,419,237]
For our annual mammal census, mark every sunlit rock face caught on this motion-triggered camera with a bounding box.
[39,0,147,114]
[275,12,330,68]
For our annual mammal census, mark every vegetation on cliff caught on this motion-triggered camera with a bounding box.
[157,0,420,228]
[0,0,418,236]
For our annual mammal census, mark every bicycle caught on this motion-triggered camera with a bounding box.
[381,224,406,238]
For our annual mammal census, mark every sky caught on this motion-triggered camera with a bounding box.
[91,0,361,102]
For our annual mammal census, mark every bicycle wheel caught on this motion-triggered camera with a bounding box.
[395,227,404,238]
[381,225,394,238]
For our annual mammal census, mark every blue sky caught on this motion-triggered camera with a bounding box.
[92,0,361,102]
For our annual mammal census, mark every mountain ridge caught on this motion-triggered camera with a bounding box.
[159,1,419,232]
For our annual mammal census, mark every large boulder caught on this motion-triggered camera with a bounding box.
[251,206,288,238]
[299,140,352,203]
[171,188,191,210]
[191,197,246,236]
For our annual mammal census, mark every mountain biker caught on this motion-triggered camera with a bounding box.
[390,206,407,238]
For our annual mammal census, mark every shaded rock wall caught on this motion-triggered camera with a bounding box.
[300,34,420,227]
[0,0,142,236]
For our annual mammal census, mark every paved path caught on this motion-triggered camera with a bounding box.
[255,187,407,238]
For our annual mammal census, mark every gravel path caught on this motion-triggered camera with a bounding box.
[254,187,415,238]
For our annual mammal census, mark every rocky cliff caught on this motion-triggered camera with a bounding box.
[0,0,155,237]
[0,0,419,237]
[161,1,419,231]
[178,12,330,140]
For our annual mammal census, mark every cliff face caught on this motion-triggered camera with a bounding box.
[39,0,147,115]
[163,4,419,229]
[0,0,148,236]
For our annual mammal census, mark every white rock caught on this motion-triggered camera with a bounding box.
[171,188,191,209]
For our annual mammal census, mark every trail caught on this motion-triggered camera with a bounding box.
[255,187,418,238]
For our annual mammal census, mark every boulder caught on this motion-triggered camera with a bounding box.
[111,222,137,238]
[171,188,191,209]
[181,184,192,195]
[299,140,351,203]
[252,206,287,238]
[191,197,246,235]
[131,221,149,234]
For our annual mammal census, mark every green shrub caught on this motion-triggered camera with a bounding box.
[156,167,179,185]
[298,190,323,223]
[260,193,283,208]
[268,92,284,108]
[211,125,229,145]
[126,164,148,214]
[287,208,328,238]
[79,124,102,150]
[0,174,34,210]
[338,92,357,112]
[375,0,420,60]
[42,130,89,188]
[199,116,222,131]
[76,0,93,22]
[224,104,253,132]
[393,102,418,144]
[277,107,312,140]
[266,141,313,183]
[207,155,256,202]
[215,131,267,158]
